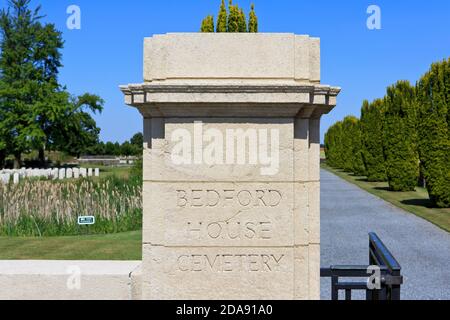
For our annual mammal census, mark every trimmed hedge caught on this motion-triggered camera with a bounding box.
[416,59,450,208]
[360,99,387,182]
[383,81,419,191]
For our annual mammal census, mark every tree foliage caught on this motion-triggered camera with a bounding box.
[201,1,257,33]
[201,15,214,33]
[383,81,419,191]
[216,0,228,32]
[248,3,258,32]
[360,99,387,182]
[416,59,450,208]
[0,0,103,167]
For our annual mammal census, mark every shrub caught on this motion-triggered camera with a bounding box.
[360,99,387,182]
[416,59,450,208]
[383,81,419,191]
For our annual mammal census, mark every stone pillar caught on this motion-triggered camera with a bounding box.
[121,33,340,300]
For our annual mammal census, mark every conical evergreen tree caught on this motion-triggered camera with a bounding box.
[248,3,258,32]
[383,81,419,191]
[416,59,450,208]
[227,0,239,32]
[238,8,247,32]
[360,99,387,182]
[201,15,215,32]
[216,0,227,32]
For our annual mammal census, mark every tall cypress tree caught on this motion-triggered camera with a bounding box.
[360,99,387,181]
[325,121,344,169]
[238,8,247,32]
[383,81,419,191]
[227,0,239,32]
[417,59,450,208]
[248,3,258,32]
[216,0,227,32]
[341,116,364,174]
[201,15,214,32]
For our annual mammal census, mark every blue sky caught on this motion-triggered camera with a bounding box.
[1,0,449,143]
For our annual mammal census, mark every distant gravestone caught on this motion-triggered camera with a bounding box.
[88,168,93,177]
[13,173,19,185]
[66,168,73,179]
[58,169,66,180]
[94,168,100,177]
[73,168,80,179]
[80,168,87,178]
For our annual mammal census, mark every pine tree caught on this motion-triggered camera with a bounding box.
[216,0,227,32]
[227,0,239,32]
[360,99,387,182]
[238,8,247,32]
[383,81,419,191]
[416,59,450,208]
[201,15,214,32]
[248,3,258,32]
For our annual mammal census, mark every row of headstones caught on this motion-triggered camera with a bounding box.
[0,168,100,185]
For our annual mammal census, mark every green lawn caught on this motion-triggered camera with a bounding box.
[322,163,450,233]
[0,231,142,260]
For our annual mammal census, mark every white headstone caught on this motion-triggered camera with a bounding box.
[88,168,93,177]
[80,168,87,178]
[59,169,66,180]
[94,168,100,177]
[73,168,80,179]
[13,173,19,185]
[66,168,73,179]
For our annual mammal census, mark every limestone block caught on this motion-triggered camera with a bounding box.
[308,244,321,300]
[143,118,294,182]
[0,261,141,300]
[143,182,297,247]
[308,182,320,245]
[142,245,294,300]
[294,246,309,300]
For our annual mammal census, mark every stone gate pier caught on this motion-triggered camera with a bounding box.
[121,33,340,300]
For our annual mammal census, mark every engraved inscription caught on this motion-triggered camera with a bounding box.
[176,254,285,272]
[176,189,283,208]
[186,221,273,241]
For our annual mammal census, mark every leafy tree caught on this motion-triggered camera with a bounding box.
[416,59,450,208]
[248,3,258,32]
[0,0,103,167]
[50,93,104,158]
[130,132,144,149]
[200,15,214,32]
[360,99,387,182]
[383,81,419,191]
[216,0,227,32]
[0,0,40,167]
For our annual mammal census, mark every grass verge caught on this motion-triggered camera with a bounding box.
[322,163,450,233]
[0,231,142,260]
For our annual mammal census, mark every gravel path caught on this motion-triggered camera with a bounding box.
[320,169,450,300]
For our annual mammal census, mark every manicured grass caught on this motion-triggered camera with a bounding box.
[322,163,450,233]
[0,231,142,260]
